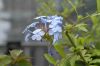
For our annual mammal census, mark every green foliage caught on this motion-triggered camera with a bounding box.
[36,0,100,66]
[0,55,12,66]
[54,43,66,58]
[44,53,56,65]
[90,59,100,64]
[10,50,23,60]
[0,50,32,66]
[36,0,84,20]
[75,23,88,32]
[70,55,80,66]
[14,59,32,66]
[97,0,100,13]
[58,55,71,66]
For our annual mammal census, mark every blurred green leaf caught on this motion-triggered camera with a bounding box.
[15,59,32,66]
[91,49,100,56]
[91,15,99,30]
[0,55,12,66]
[10,50,23,59]
[97,0,100,13]
[59,55,71,66]
[44,53,56,65]
[54,43,66,58]
[70,55,79,66]
[65,24,73,32]
[75,23,88,32]
[90,65,98,66]
[90,59,100,64]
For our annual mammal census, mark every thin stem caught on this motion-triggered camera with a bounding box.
[66,31,89,66]
[66,32,76,48]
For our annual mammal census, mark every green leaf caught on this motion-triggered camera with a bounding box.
[10,50,23,59]
[81,50,87,56]
[78,15,83,21]
[75,37,85,45]
[59,55,71,66]
[54,43,66,58]
[91,15,99,30]
[79,26,88,32]
[70,55,79,66]
[91,49,100,56]
[90,59,100,64]
[44,53,56,65]
[0,55,12,66]
[75,23,88,32]
[97,0,100,13]
[90,65,98,66]
[65,24,73,31]
[15,59,32,66]
[91,15,98,25]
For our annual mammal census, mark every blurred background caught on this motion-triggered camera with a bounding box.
[0,0,96,66]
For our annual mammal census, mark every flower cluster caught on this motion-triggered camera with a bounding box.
[23,15,63,44]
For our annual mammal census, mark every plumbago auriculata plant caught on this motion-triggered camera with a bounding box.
[23,14,100,66]
[23,0,100,66]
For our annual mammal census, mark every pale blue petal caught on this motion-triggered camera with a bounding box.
[31,35,37,40]
[49,24,55,28]
[52,26,62,33]
[32,34,42,40]
[53,33,62,44]
[48,29,54,35]
[34,16,46,19]
[23,22,39,34]
[53,33,59,44]
[38,31,45,36]
[40,18,47,23]
[29,22,39,27]
[55,16,63,20]
[47,20,52,23]
[36,35,42,40]
[33,29,42,34]
[25,33,31,41]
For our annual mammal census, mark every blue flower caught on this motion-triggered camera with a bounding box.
[49,25,62,35]
[49,16,63,28]
[23,15,63,44]
[48,16,63,43]
[31,29,45,40]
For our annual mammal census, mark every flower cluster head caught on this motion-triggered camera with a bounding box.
[23,15,63,44]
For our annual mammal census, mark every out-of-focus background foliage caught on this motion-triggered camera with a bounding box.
[0,0,99,66]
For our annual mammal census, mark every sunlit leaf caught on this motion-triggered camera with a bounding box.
[0,55,12,66]
[97,0,100,13]
[90,59,100,64]
[75,23,88,32]
[10,50,23,59]
[54,43,66,58]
